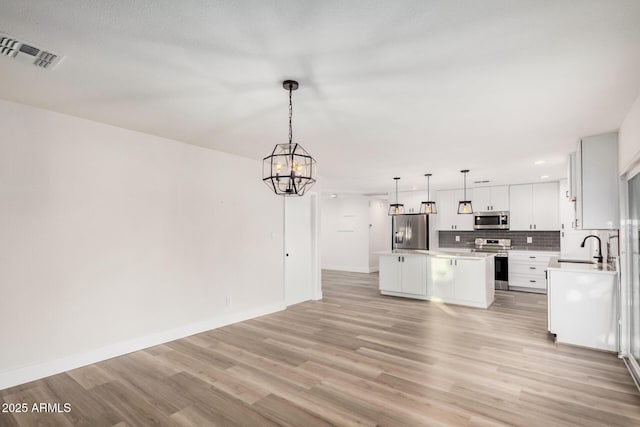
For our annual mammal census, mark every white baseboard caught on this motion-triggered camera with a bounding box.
[0,302,286,391]
[322,264,373,274]
[368,265,379,273]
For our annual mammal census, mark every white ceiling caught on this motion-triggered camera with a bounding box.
[1,1,640,194]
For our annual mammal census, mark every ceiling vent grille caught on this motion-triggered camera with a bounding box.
[0,33,64,70]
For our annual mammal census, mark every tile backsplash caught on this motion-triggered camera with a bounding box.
[439,230,560,251]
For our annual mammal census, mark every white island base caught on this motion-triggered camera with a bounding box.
[379,251,495,309]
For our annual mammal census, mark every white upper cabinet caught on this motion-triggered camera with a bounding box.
[473,187,491,212]
[532,182,560,230]
[509,184,533,230]
[473,186,509,212]
[509,182,559,231]
[490,186,510,211]
[436,190,457,230]
[575,133,619,230]
[436,189,474,231]
[397,191,424,214]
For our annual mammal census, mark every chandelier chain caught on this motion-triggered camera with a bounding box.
[395,179,399,203]
[288,86,293,144]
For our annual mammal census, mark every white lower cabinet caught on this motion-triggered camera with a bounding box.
[547,267,617,351]
[380,253,495,308]
[379,255,427,298]
[428,257,455,299]
[454,259,487,303]
[508,251,558,293]
[428,256,494,308]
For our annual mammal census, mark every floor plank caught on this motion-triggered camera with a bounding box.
[1,269,639,426]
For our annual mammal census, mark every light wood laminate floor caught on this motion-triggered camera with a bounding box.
[2,270,640,426]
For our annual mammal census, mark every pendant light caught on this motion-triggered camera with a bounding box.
[458,169,473,214]
[262,80,317,196]
[388,177,405,216]
[419,173,437,214]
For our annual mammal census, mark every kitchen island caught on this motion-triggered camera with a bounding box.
[378,250,495,308]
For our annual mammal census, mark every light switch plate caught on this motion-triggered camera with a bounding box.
[527,236,533,243]
[455,236,460,242]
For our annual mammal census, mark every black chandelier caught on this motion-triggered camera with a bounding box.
[388,177,405,216]
[262,80,317,196]
[419,173,437,214]
[458,169,473,214]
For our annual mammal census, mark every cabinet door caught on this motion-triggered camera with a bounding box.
[380,256,402,292]
[473,187,492,211]
[401,256,427,295]
[436,190,457,230]
[428,257,455,299]
[437,189,474,231]
[399,191,423,214]
[532,182,559,230]
[455,188,475,230]
[453,259,485,302]
[490,186,509,211]
[575,141,583,228]
[579,134,619,229]
[558,179,572,229]
[509,184,533,230]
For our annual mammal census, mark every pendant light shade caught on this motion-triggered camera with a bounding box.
[388,177,405,216]
[262,80,317,196]
[419,173,437,214]
[458,169,473,214]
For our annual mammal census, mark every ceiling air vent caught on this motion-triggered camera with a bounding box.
[0,33,64,70]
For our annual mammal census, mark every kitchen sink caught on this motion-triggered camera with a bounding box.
[557,258,596,264]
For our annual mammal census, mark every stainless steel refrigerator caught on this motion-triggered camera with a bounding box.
[392,214,429,250]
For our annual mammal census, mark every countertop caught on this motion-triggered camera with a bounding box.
[439,246,559,254]
[546,257,617,275]
[377,250,494,260]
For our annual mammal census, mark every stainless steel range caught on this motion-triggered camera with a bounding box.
[473,238,511,290]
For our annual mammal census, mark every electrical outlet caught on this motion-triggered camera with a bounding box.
[527,236,533,243]
[455,236,460,242]
[226,296,232,307]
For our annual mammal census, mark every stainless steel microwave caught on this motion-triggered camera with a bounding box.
[474,211,509,230]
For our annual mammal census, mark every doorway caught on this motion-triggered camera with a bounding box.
[284,193,320,306]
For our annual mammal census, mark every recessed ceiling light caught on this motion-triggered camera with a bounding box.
[534,160,546,165]
[540,175,549,179]
[330,194,337,198]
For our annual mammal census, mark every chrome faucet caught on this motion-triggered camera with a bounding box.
[581,235,603,263]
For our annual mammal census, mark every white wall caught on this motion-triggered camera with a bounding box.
[0,99,284,389]
[620,93,640,173]
[320,196,370,272]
